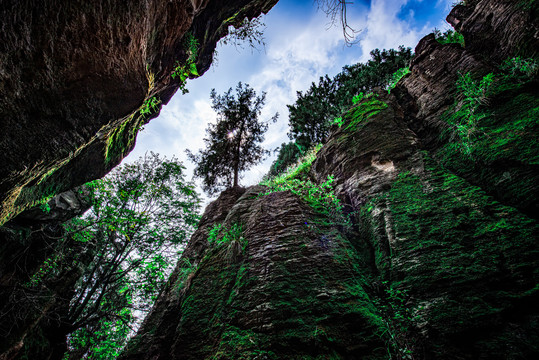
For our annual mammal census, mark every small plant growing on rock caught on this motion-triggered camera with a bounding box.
[352,92,365,104]
[208,223,245,247]
[500,56,538,78]
[139,96,161,118]
[332,116,344,127]
[446,71,495,154]
[263,144,322,185]
[171,33,200,94]
[39,202,51,213]
[376,282,417,360]
[433,28,465,47]
[387,67,410,93]
[261,148,347,225]
[262,174,344,221]
[207,223,247,263]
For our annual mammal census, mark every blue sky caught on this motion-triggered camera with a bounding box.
[125,0,455,201]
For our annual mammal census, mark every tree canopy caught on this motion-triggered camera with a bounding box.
[23,153,201,359]
[287,46,413,150]
[269,46,413,176]
[187,82,278,196]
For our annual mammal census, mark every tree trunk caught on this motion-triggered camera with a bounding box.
[233,119,245,188]
[233,166,239,188]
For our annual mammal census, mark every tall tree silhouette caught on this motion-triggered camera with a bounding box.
[187,82,278,195]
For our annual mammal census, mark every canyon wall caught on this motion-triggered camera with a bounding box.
[0,0,278,226]
[120,0,539,358]
[0,1,278,358]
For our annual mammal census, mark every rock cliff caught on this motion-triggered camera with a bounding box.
[0,0,278,226]
[120,0,539,358]
[0,187,92,360]
[0,1,279,358]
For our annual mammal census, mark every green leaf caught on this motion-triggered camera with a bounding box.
[189,62,199,76]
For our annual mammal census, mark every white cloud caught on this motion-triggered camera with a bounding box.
[356,0,423,62]
[125,0,453,200]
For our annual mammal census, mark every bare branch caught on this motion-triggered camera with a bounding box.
[316,0,361,46]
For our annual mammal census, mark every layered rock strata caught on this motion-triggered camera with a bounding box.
[121,0,539,358]
[0,0,278,225]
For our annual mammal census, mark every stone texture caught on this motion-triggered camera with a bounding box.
[1,0,538,359]
[122,186,387,359]
[0,188,92,360]
[123,88,539,358]
[0,0,278,226]
[397,0,539,218]
[122,1,539,358]
[447,0,539,63]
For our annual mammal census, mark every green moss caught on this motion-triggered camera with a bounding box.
[262,144,322,185]
[387,67,411,93]
[175,258,197,293]
[173,202,389,358]
[104,113,145,166]
[211,325,277,360]
[139,96,161,119]
[354,155,539,357]
[343,96,388,132]
[437,60,539,212]
[171,33,200,94]
[387,162,537,253]
[381,156,539,339]
[518,0,537,10]
[223,11,241,25]
[261,232,386,359]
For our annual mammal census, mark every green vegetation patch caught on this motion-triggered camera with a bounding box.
[387,67,411,93]
[262,144,321,185]
[104,114,145,166]
[171,32,200,94]
[433,28,465,47]
[262,174,344,222]
[378,157,539,347]
[211,325,277,360]
[206,222,248,262]
[261,150,347,224]
[342,95,388,132]
[174,241,252,358]
[260,227,387,359]
[437,56,539,211]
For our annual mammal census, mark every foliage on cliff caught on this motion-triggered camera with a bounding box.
[269,46,412,177]
[120,1,539,357]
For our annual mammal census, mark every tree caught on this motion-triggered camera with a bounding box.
[270,47,414,177]
[287,74,338,150]
[187,82,278,196]
[23,153,201,359]
[286,46,413,150]
[267,142,305,177]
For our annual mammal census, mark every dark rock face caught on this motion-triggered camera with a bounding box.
[399,0,539,218]
[0,188,91,360]
[121,0,539,359]
[447,0,539,63]
[122,186,387,359]
[0,0,278,226]
[0,1,279,357]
